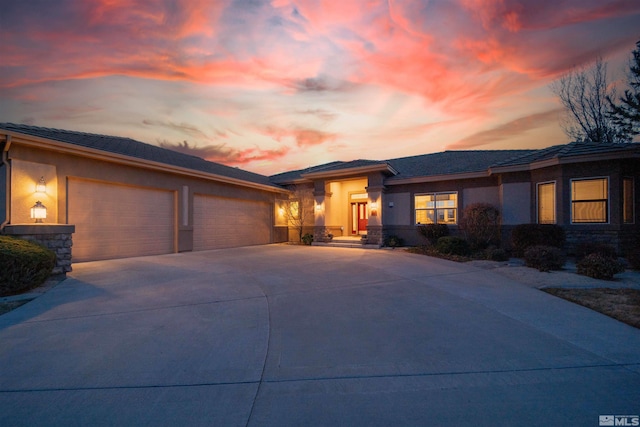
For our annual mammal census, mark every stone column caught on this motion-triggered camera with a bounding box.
[2,224,75,276]
[365,183,385,246]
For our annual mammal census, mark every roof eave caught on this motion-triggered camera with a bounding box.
[301,163,397,180]
[490,150,640,174]
[386,170,490,185]
[4,130,288,194]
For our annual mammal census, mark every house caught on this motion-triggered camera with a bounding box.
[271,141,640,254]
[2,122,639,272]
[0,123,290,268]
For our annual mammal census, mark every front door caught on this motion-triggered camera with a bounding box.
[351,202,368,235]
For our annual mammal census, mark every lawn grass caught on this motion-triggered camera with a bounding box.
[542,288,640,329]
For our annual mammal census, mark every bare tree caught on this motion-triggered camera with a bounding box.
[551,57,630,143]
[284,184,315,243]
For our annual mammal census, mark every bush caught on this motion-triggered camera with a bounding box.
[0,236,56,296]
[524,245,565,272]
[436,236,471,256]
[511,224,565,256]
[301,233,313,245]
[385,235,403,248]
[460,203,501,250]
[576,253,625,280]
[417,224,449,245]
[575,242,617,262]
[483,246,509,262]
[628,248,640,271]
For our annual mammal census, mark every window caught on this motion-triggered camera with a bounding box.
[624,177,634,224]
[415,192,457,224]
[537,182,556,224]
[571,178,608,223]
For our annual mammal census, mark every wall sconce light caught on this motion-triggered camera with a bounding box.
[370,202,378,216]
[278,207,285,217]
[30,201,47,223]
[315,203,323,212]
[36,176,46,193]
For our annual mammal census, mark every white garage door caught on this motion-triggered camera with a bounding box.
[193,195,271,251]
[68,179,175,262]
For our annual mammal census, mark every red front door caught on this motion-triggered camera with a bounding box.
[351,202,368,234]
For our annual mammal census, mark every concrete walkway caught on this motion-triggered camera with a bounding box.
[1,245,639,426]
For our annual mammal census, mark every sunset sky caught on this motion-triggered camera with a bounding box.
[1,1,639,175]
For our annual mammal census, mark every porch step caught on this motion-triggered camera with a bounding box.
[312,240,381,249]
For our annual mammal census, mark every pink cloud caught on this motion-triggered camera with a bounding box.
[447,108,564,150]
[158,139,290,165]
[261,126,338,148]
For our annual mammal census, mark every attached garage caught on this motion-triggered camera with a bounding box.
[68,178,176,261]
[193,194,272,251]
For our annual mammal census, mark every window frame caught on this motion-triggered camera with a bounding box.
[623,177,635,224]
[570,177,609,224]
[536,181,556,224]
[414,191,458,225]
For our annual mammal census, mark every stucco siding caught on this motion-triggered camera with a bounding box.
[500,182,531,225]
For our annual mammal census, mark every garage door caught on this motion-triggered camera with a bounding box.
[68,179,175,262]
[193,195,271,251]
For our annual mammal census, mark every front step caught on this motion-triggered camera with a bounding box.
[312,239,380,249]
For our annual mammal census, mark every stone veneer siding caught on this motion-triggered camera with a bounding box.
[2,224,75,276]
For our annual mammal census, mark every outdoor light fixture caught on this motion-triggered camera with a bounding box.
[30,201,47,223]
[36,176,46,193]
[370,202,378,216]
[315,203,323,212]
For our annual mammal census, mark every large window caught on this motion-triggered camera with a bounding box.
[415,192,458,224]
[624,177,634,224]
[571,178,608,223]
[537,182,556,224]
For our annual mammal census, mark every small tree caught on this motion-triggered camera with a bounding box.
[608,40,640,140]
[284,184,315,243]
[460,203,501,251]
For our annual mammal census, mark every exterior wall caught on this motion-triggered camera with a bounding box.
[0,162,6,225]
[383,176,501,246]
[6,143,288,256]
[10,159,58,224]
[463,186,500,207]
[529,159,640,255]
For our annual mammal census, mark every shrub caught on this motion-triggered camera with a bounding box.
[417,224,449,245]
[0,236,56,296]
[511,224,565,257]
[576,253,625,280]
[575,242,617,262]
[385,235,403,248]
[436,236,471,256]
[301,233,313,245]
[524,245,565,272]
[460,203,501,250]
[483,246,509,262]
[628,247,640,271]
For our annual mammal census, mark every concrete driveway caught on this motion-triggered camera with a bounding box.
[1,245,639,426]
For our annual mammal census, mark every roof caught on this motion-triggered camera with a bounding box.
[491,140,640,169]
[0,123,281,190]
[385,150,535,181]
[271,141,640,184]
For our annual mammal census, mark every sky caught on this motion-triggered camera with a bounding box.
[1,1,639,176]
